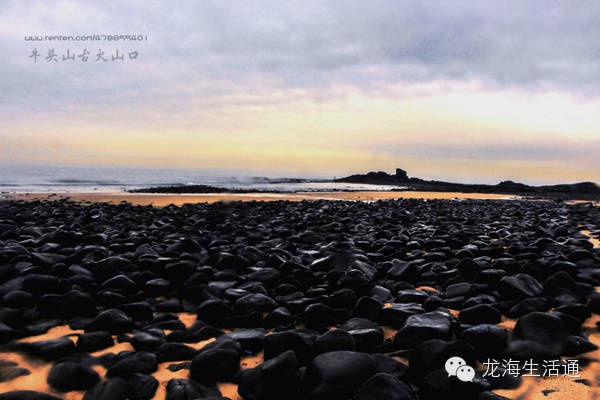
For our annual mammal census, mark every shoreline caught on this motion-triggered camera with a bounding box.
[0,190,522,207]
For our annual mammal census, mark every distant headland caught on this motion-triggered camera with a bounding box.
[336,168,600,200]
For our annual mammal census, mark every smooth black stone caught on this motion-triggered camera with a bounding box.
[58,290,97,318]
[379,303,424,329]
[303,303,339,330]
[459,324,508,357]
[354,372,415,400]
[155,342,196,362]
[77,331,115,353]
[196,298,230,325]
[393,310,453,348]
[102,274,137,291]
[83,377,133,400]
[478,392,512,400]
[2,290,34,308]
[497,273,543,300]
[395,289,428,303]
[0,322,14,342]
[456,258,481,280]
[554,304,591,323]
[264,307,295,329]
[421,368,489,400]
[315,329,356,353]
[264,330,316,365]
[326,288,357,309]
[144,278,170,296]
[18,337,76,361]
[372,354,408,379]
[165,378,221,400]
[47,361,100,391]
[106,351,158,378]
[156,298,184,313]
[233,293,277,314]
[131,331,165,352]
[85,309,133,334]
[167,361,191,372]
[130,373,159,400]
[118,302,153,322]
[445,282,472,298]
[507,297,550,318]
[237,350,300,400]
[222,328,265,354]
[23,274,63,295]
[354,296,383,321]
[346,328,384,353]
[512,311,568,357]
[308,351,377,399]
[588,292,600,314]
[0,391,61,400]
[190,347,240,384]
[96,290,128,307]
[561,335,599,356]
[0,360,30,382]
[387,260,420,282]
[459,304,501,325]
[506,339,558,360]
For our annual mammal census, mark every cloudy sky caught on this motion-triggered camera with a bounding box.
[1,0,599,184]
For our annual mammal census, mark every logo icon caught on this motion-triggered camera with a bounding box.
[445,356,475,382]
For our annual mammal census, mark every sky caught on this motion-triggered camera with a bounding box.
[1,0,599,184]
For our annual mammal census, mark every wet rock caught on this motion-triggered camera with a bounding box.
[131,331,165,352]
[316,329,356,353]
[190,346,240,384]
[85,309,133,334]
[0,360,30,383]
[106,351,158,378]
[165,378,222,400]
[459,324,508,357]
[83,377,133,400]
[130,373,159,400]
[354,296,383,321]
[77,331,115,353]
[18,337,76,361]
[47,361,100,391]
[0,392,61,400]
[237,350,300,400]
[459,304,501,325]
[394,310,453,348]
[512,311,568,358]
[222,328,265,354]
[118,302,153,322]
[354,372,415,400]
[155,342,196,362]
[497,273,543,300]
[307,350,377,399]
[196,298,230,325]
[379,303,424,328]
[264,329,316,365]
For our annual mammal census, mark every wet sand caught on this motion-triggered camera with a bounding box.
[0,190,519,207]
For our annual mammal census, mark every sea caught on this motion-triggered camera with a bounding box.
[0,164,404,193]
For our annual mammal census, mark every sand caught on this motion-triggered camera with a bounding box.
[0,190,519,207]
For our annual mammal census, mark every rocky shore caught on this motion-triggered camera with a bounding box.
[0,198,599,399]
[337,168,600,200]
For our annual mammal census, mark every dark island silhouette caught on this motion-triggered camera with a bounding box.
[336,168,600,200]
[130,167,600,200]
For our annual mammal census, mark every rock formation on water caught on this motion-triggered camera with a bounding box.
[336,168,600,200]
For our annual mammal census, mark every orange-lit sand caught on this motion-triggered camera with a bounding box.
[0,190,519,207]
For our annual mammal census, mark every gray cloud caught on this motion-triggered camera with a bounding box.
[2,0,600,108]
